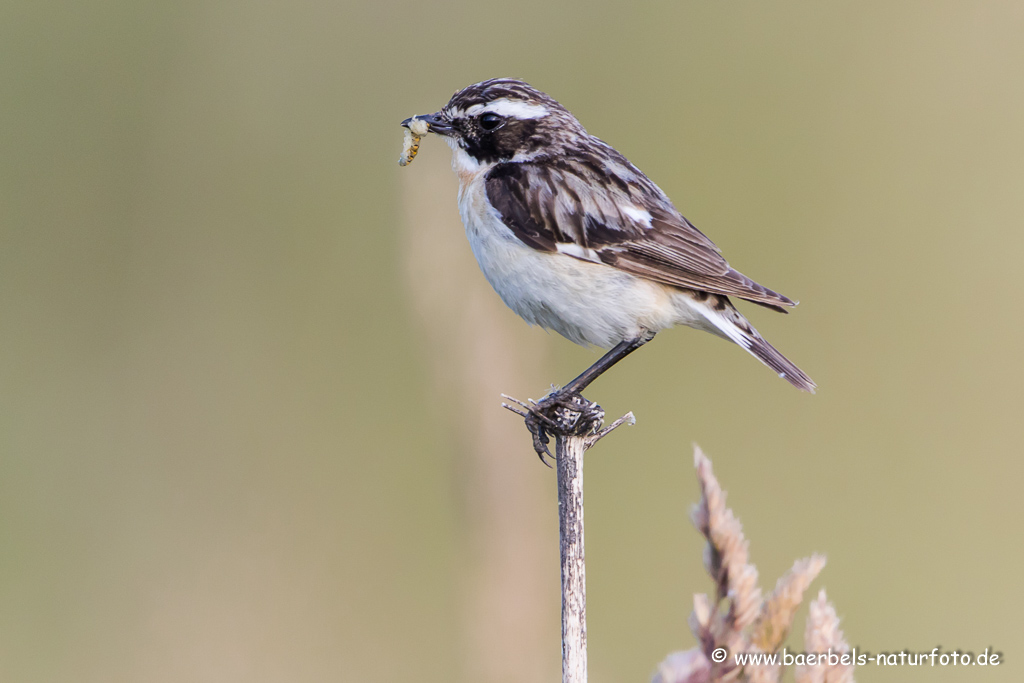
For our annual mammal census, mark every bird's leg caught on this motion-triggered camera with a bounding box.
[510,332,655,462]
[559,331,656,398]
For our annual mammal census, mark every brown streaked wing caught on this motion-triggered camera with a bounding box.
[484,158,796,311]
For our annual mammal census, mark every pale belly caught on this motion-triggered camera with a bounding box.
[457,178,696,348]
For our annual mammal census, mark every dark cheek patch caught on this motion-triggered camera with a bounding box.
[464,120,543,164]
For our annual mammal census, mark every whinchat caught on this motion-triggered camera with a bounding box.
[402,79,814,455]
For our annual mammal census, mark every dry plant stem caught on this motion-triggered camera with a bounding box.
[557,432,588,683]
[555,417,632,683]
[503,394,634,683]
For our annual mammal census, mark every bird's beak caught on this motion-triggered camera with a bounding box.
[401,112,453,136]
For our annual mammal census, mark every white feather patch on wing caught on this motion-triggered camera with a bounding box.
[620,205,653,228]
[555,242,601,262]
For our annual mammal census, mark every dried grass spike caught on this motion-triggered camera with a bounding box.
[692,593,713,630]
[652,649,712,683]
[727,565,762,630]
[745,660,782,683]
[794,590,855,683]
[752,554,827,652]
[692,446,762,628]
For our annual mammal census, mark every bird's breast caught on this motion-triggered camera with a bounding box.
[455,175,679,348]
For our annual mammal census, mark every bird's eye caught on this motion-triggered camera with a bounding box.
[479,113,504,131]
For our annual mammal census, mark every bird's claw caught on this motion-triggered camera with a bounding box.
[502,389,605,464]
[526,415,554,467]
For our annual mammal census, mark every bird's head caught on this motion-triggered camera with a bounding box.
[401,78,585,166]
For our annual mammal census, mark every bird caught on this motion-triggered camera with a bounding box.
[401,78,814,458]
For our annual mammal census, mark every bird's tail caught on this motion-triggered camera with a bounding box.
[693,294,816,393]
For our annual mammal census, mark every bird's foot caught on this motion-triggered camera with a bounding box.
[502,387,605,465]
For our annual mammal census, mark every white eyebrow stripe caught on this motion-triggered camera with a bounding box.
[555,242,601,262]
[466,98,550,120]
[620,205,653,228]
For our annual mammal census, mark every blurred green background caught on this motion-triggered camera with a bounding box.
[2,1,1022,681]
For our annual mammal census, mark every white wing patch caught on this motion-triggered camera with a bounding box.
[620,205,653,228]
[556,242,601,262]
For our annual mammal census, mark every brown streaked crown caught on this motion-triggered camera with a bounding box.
[443,78,564,115]
[439,78,586,164]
